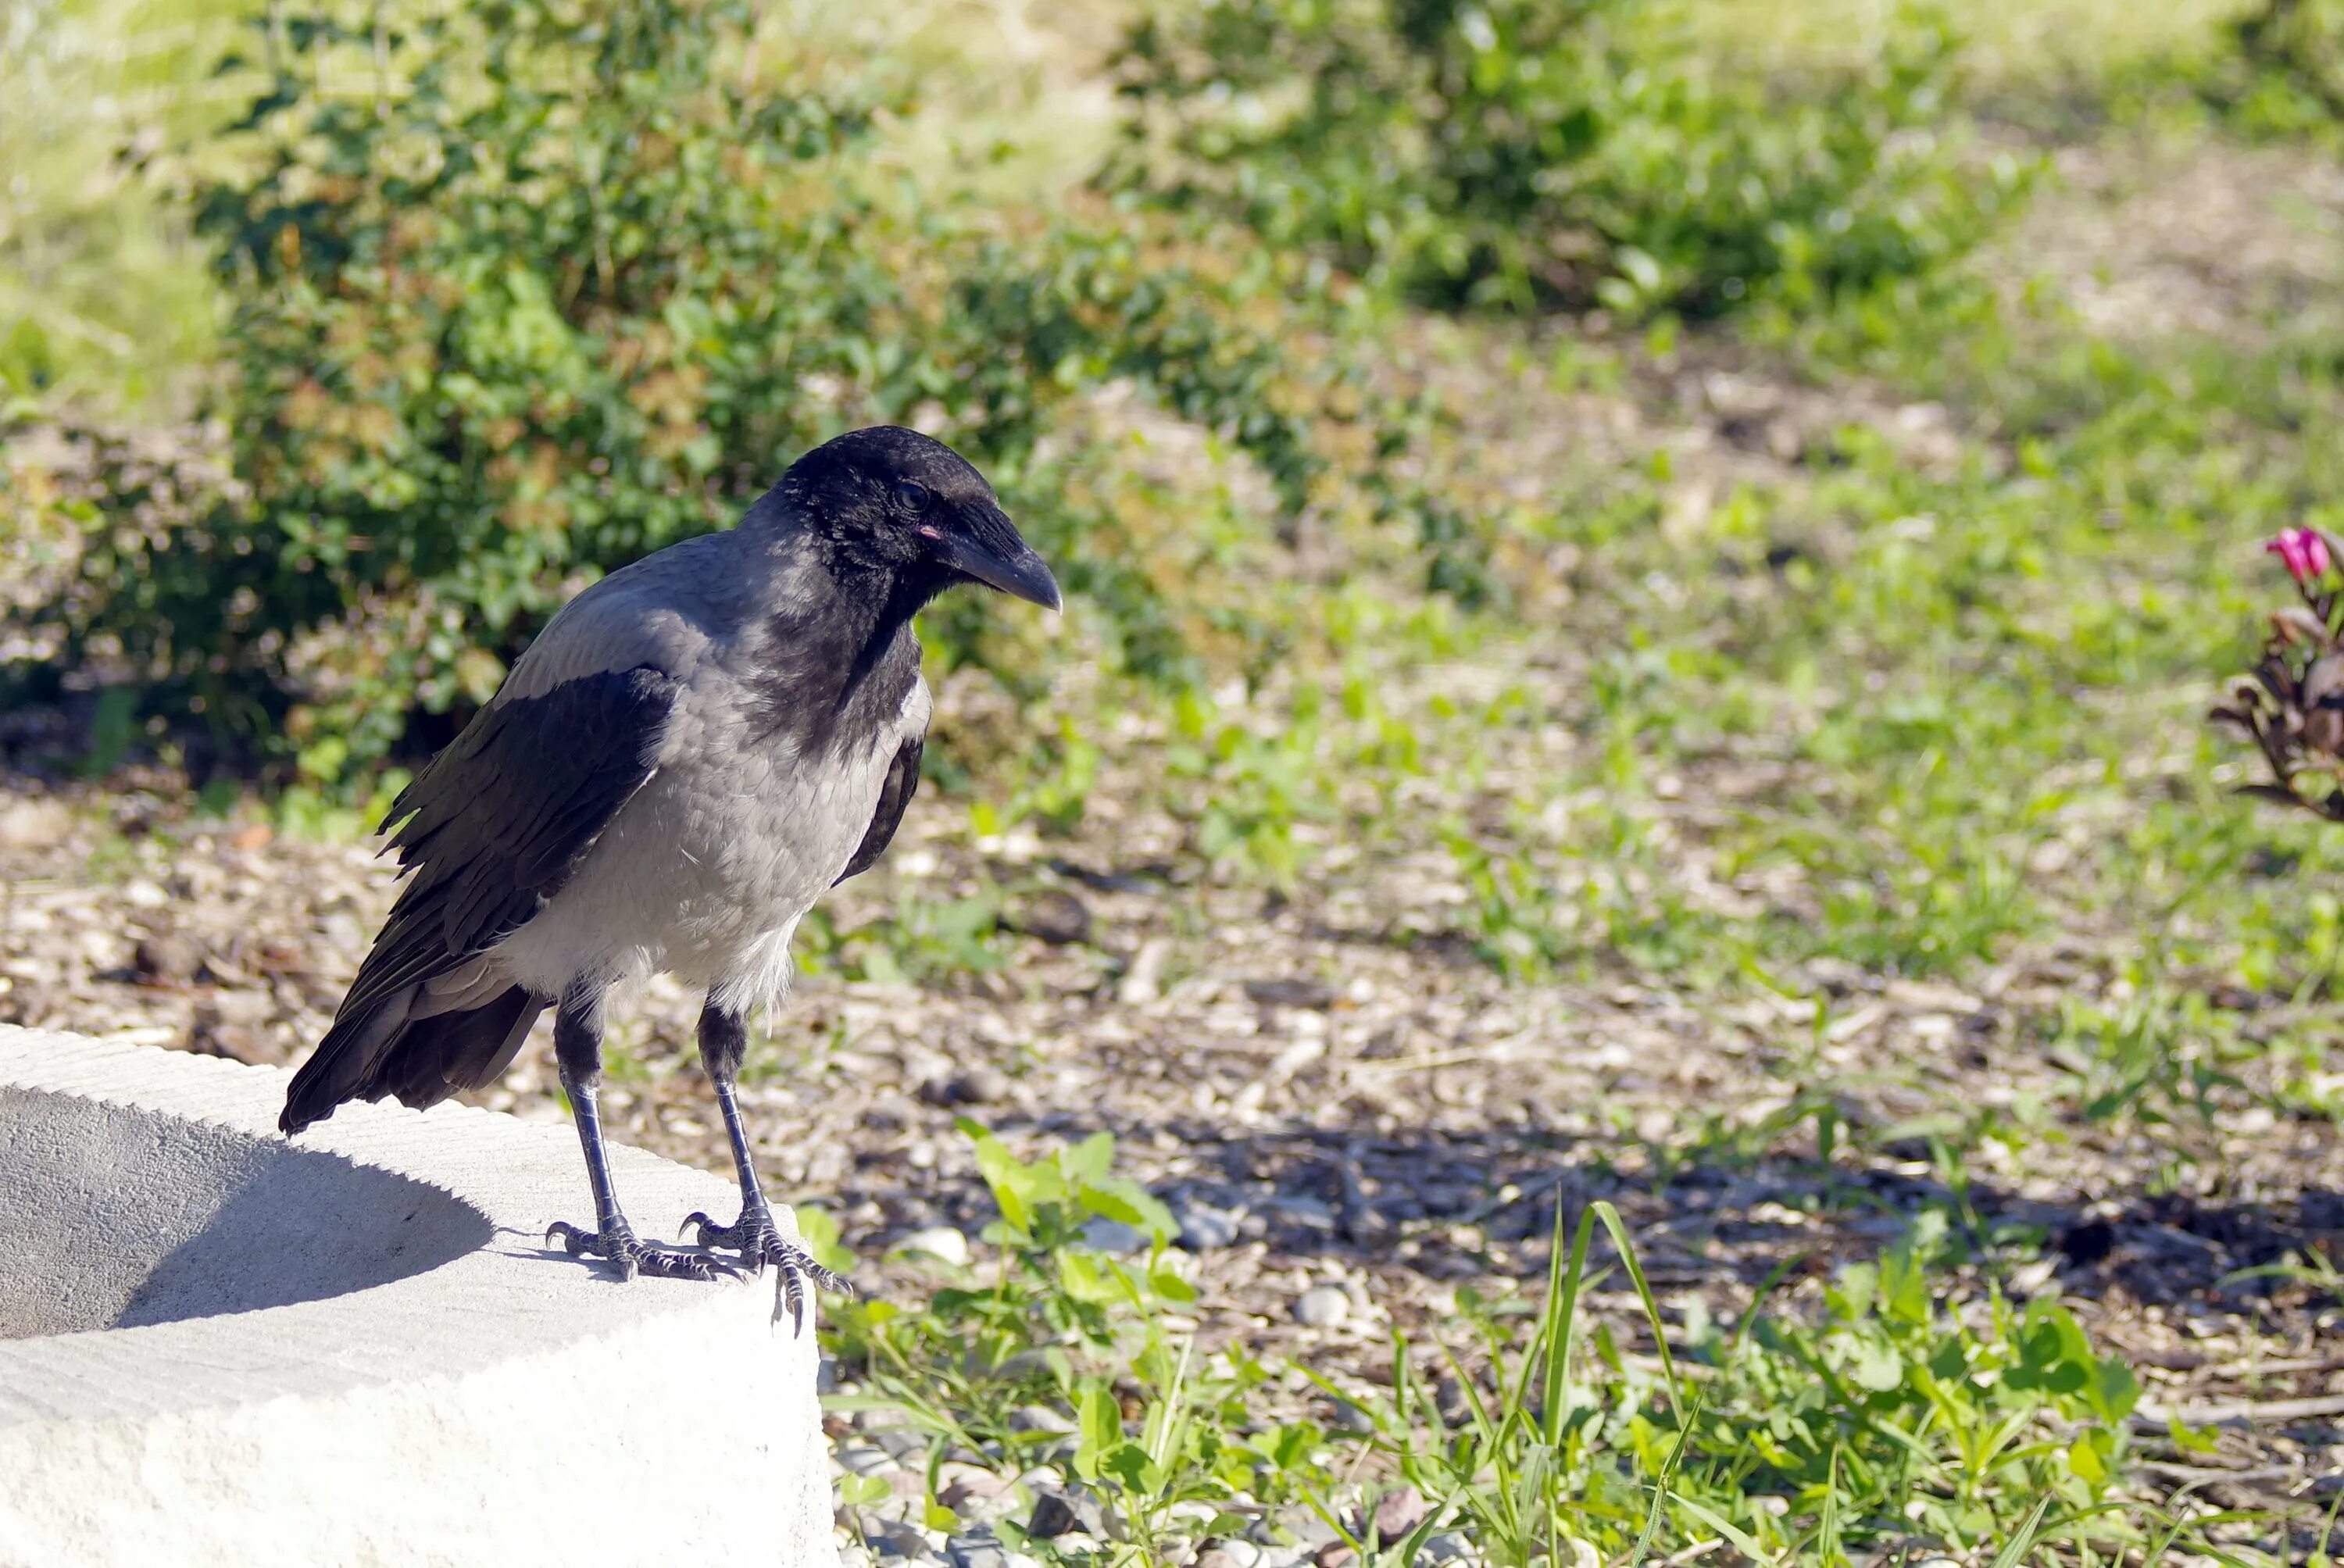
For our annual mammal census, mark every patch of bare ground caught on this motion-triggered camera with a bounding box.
[1996,134,2344,345]
[20,126,2344,1554]
[8,741,2344,1536]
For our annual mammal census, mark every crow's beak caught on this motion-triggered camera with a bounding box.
[933,510,1063,612]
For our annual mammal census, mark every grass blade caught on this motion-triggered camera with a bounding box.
[1536,1198,1599,1448]
[1592,1200,1684,1421]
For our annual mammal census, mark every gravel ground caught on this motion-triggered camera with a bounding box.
[7,752,2344,1558]
[15,132,2344,1561]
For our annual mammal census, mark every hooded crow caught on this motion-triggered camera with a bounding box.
[280,426,1060,1323]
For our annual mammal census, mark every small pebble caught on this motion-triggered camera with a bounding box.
[1117,937,1172,1003]
[1277,1506,1339,1548]
[938,1467,1016,1523]
[1419,1532,1475,1565]
[1293,1285,1350,1327]
[1078,1217,1148,1253]
[945,1533,1009,1568]
[897,1227,971,1268]
[133,931,201,982]
[1243,977,1335,1009]
[870,1427,929,1463]
[834,1445,898,1477]
[936,1464,1009,1498]
[859,1518,934,1560]
[0,798,70,848]
[1026,1491,1080,1540]
[1171,1201,1243,1251]
[1007,1405,1077,1435]
[1266,1195,1336,1230]
[922,1066,1012,1105]
[1197,1542,1264,1568]
[1013,888,1093,946]
[951,1066,1013,1103]
[1370,1487,1426,1542]
[1024,1485,1106,1540]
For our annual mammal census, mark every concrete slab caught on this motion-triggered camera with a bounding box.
[0,1025,838,1568]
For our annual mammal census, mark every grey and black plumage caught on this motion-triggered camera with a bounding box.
[280,426,1060,1320]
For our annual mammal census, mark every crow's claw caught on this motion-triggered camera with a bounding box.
[546,1218,738,1282]
[684,1204,851,1333]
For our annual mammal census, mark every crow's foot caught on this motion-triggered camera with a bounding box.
[684,1203,850,1331]
[546,1217,735,1282]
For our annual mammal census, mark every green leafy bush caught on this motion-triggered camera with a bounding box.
[38,0,1390,780]
[2203,0,2344,135]
[1109,0,2029,317]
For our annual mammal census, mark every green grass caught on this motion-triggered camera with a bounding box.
[797,120,2344,1544]
[16,0,2344,1558]
[826,1127,2196,1563]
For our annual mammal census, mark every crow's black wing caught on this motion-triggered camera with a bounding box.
[281,664,677,1130]
[835,733,923,885]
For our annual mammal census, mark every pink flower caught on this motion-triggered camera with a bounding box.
[2267,527,2334,584]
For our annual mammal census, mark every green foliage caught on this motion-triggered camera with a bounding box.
[38,0,1396,779]
[0,0,245,414]
[806,885,1009,988]
[2202,0,2344,136]
[1317,1207,2144,1559]
[1109,0,2031,317]
[1166,685,1327,884]
[831,1138,2178,1561]
[828,1123,1185,1444]
[827,1124,1328,1552]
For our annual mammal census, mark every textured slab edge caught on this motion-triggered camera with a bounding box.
[0,1026,800,1419]
[0,1280,832,1568]
[0,1027,838,1568]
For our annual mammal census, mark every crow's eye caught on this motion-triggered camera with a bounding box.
[893,480,933,514]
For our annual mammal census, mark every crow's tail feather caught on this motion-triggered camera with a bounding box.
[280,985,544,1134]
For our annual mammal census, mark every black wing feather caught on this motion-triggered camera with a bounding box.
[281,664,677,1131]
[835,734,923,885]
[365,664,675,1000]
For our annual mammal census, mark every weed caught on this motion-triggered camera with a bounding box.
[824,1134,2222,1563]
[1110,0,2031,318]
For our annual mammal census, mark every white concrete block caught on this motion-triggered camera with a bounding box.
[0,1025,838,1568]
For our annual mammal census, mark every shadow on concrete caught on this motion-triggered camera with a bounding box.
[0,1087,491,1336]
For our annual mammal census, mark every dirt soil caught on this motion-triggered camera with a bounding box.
[13,130,2344,1558]
[4,746,2344,1552]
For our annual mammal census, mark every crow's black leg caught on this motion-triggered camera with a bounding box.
[683,997,850,1329]
[545,987,731,1283]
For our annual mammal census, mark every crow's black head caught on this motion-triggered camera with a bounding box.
[777,426,1061,611]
